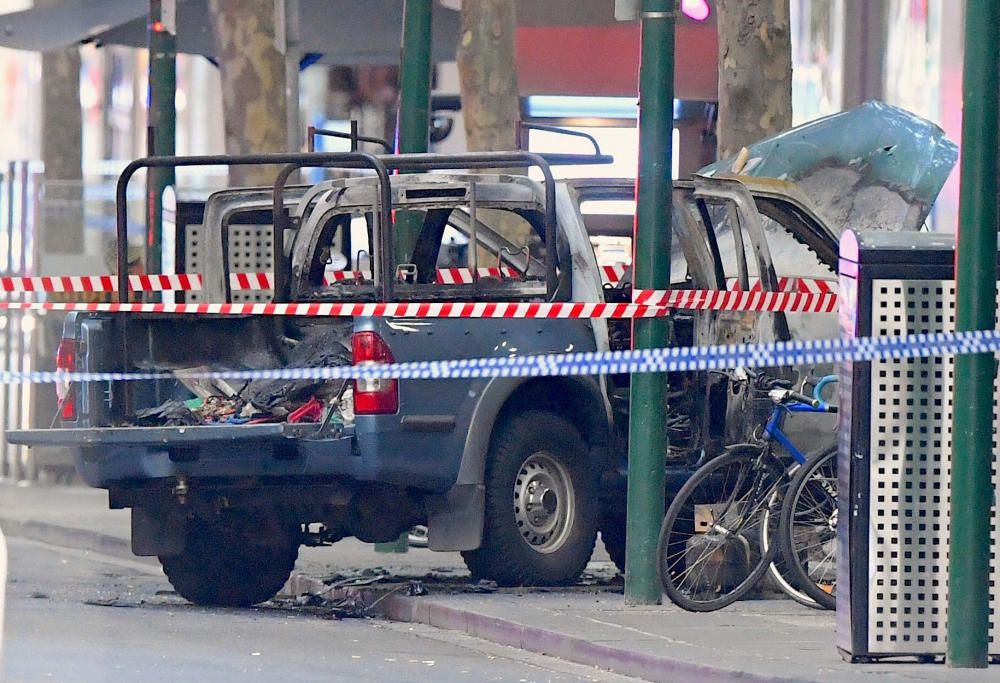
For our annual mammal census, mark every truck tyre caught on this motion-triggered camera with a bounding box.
[159,518,299,607]
[600,513,627,574]
[462,411,598,586]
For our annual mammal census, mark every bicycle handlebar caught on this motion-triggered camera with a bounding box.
[787,390,820,408]
[812,374,838,400]
[732,369,838,412]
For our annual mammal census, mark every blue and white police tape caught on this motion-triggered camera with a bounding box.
[12,328,1000,385]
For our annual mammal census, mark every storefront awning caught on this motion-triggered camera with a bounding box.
[0,0,717,98]
[0,0,460,66]
[0,0,147,52]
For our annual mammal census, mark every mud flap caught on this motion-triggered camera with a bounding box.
[426,483,485,551]
[131,506,186,557]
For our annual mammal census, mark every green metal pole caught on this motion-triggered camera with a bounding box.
[624,0,675,605]
[947,0,999,669]
[394,0,433,264]
[375,0,432,552]
[146,0,176,276]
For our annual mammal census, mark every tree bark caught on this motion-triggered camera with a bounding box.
[457,0,520,152]
[38,0,83,254]
[716,0,793,160]
[208,0,288,186]
[456,0,528,251]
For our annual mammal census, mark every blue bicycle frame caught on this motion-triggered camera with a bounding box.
[762,374,838,466]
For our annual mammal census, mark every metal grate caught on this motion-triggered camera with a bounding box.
[867,279,1000,653]
[184,224,273,303]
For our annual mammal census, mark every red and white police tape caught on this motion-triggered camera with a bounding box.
[0,273,200,293]
[0,268,526,292]
[0,271,832,295]
[0,300,668,318]
[602,264,628,285]
[0,270,838,317]
[434,267,520,284]
[0,291,837,318]
[0,272,357,293]
[632,288,838,313]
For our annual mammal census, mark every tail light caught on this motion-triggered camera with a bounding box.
[352,331,398,414]
[55,339,77,421]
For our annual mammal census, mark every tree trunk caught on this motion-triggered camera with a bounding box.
[208,0,288,186]
[457,0,520,152]
[38,0,83,254]
[716,0,793,160]
[457,0,528,251]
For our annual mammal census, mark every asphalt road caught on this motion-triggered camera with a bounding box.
[2,537,636,683]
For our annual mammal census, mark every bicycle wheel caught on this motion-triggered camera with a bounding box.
[762,497,824,609]
[780,447,837,610]
[658,446,786,612]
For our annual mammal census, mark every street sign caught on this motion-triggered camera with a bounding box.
[614,0,640,21]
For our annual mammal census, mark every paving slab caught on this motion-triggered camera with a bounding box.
[353,589,999,683]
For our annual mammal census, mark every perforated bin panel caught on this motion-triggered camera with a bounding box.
[183,224,274,303]
[866,279,1000,655]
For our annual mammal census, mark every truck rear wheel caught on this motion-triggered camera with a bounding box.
[159,517,299,607]
[600,512,627,574]
[462,411,598,586]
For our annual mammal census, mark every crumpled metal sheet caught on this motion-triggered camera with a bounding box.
[134,400,201,427]
[700,101,959,236]
[245,326,351,410]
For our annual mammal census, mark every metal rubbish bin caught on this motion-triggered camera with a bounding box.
[837,229,1000,662]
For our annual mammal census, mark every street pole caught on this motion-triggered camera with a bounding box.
[394,0,433,264]
[947,0,999,669]
[624,0,675,605]
[373,0,432,554]
[146,0,176,276]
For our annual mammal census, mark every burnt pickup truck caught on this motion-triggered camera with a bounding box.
[10,104,955,606]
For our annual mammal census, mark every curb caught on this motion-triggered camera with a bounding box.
[2,520,806,683]
[286,573,807,683]
[0,517,156,567]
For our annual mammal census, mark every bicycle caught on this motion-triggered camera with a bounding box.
[779,407,838,609]
[656,369,837,612]
[764,375,839,610]
[762,448,837,610]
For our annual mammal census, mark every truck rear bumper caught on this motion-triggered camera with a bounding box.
[7,424,357,488]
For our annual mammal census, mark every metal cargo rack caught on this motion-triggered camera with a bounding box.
[115,147,612,305]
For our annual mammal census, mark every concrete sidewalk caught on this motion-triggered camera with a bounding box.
[0,482,993,683]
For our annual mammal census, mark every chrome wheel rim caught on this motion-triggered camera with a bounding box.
[513,452,575,553]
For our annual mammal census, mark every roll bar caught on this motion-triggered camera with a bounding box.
[307,124,394,154]
[270,151,558,300]
[114,152,388,303]
[517,123,616,166]
[116,150,560,304]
